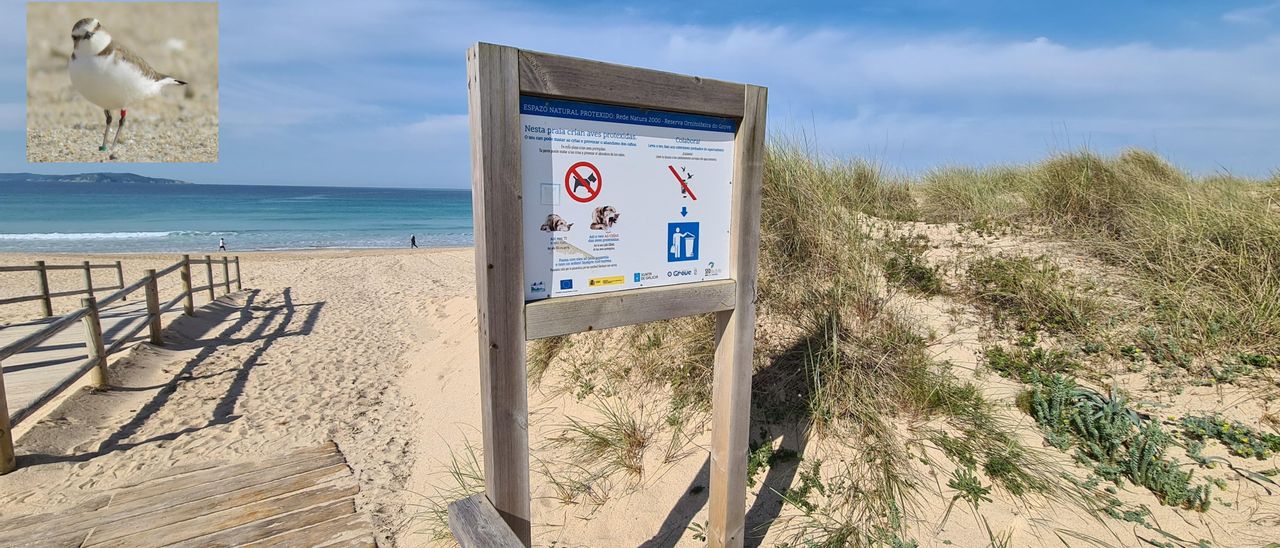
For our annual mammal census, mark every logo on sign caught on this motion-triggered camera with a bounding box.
[589,276,625,287]
[667,222,699,262]
[560,279,574,290]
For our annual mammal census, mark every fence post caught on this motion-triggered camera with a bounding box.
[204,255,215,301]
[234,256,242,291]
[81,297,107,388]
[144,269,163,346]
[115,261,125,301]
[0,364,14,474]
[222,256,231,294]
[181,255,194,316]
[82,260,94,300]
[35,260,52,317]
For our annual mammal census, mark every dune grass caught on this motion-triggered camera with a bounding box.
[918,149,1280,355]
[510,145,1272,543]
[965,254,1103,335]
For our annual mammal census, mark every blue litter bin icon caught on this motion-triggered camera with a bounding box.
[667,222,699,262]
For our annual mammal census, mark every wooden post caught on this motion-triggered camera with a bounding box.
[234,256,242,290]
[144,269,163,345]
[181,255,194,316]
[222,256,231,294]
[467,43,531,546]
[115,260,125,300]
[35,260,52,317]
[81,297,107,388]
[0,363,14,474]
[204,255,215,301]
[82,260,94,300]
[706,85,767,548]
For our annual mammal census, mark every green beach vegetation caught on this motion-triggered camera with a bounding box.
[426,146,1279,545]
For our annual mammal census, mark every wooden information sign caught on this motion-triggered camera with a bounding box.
[457,42,766,548]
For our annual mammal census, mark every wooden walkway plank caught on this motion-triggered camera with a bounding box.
[448,493,525,547]
[84,464,352,544]
[0,453,345,543]
[86,479,360,547]
[108,442,341,505]
[0,443,375,548]
[248,512,378,548]
[167,497,356,548]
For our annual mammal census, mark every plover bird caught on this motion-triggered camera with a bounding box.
[68,18,186,159]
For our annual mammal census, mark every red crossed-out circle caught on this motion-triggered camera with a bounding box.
[564,161,602,203]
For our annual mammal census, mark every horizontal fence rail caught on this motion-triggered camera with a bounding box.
[0,255,243,474]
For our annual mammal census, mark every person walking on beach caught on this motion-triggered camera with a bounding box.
[410,234,418,249]
[218,237,227,251]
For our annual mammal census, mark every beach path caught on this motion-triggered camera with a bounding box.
[2,298,184,427]
[0,441,376,546]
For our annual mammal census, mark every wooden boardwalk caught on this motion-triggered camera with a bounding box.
[0,298,180,427]
[0,442,376,547]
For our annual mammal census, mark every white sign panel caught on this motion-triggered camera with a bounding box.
[521,96,737,301]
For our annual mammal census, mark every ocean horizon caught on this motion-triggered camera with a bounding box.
[0,182,473,253]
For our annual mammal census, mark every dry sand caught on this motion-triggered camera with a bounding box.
[26,2,218,163]
[1,247,1276,547]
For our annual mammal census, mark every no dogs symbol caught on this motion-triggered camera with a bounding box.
[565,161,602,203]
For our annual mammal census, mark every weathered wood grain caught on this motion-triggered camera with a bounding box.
[165,497,355,547]
[0,365,12,474]
[144,270,162,345]
[0,444,374,547]
[524,280,737,340]
[448,493,525,547]
[205,255,215,300]
[246,512,377,548]
[518,49,745,118]
[181,255,195,315]
[81,297,107,388]
[85,466,353,544]
[707,84,767,548]
[109,445,343,505]
[0,455,345,543]
[36,260,53,316]
[469,41,533,546]
[89,480,360,548]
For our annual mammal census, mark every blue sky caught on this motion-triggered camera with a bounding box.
[0,0,1277,188]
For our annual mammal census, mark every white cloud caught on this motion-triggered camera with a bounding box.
[402,114,468,136]
[8,0,1272,181]
[1223,2,1280,26]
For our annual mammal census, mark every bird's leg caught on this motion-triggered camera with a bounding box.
[111,109,126,149]
[99,109,112,152]
[108,109,126,160]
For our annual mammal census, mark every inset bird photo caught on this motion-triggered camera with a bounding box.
[26,2,218,163]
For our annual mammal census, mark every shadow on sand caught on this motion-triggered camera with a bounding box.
[640,336,817,548]
[19,287,324,467]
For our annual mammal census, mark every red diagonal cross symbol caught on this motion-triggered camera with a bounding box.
[667,165,697,200]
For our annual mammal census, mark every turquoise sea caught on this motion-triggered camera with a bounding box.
[0,182,473,253]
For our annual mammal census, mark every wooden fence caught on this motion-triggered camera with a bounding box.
[0,255,243,474]
[0,261,126,317]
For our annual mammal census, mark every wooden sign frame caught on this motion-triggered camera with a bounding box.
[462,42,766,547]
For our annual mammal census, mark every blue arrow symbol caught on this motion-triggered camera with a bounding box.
[680,207,688,217]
